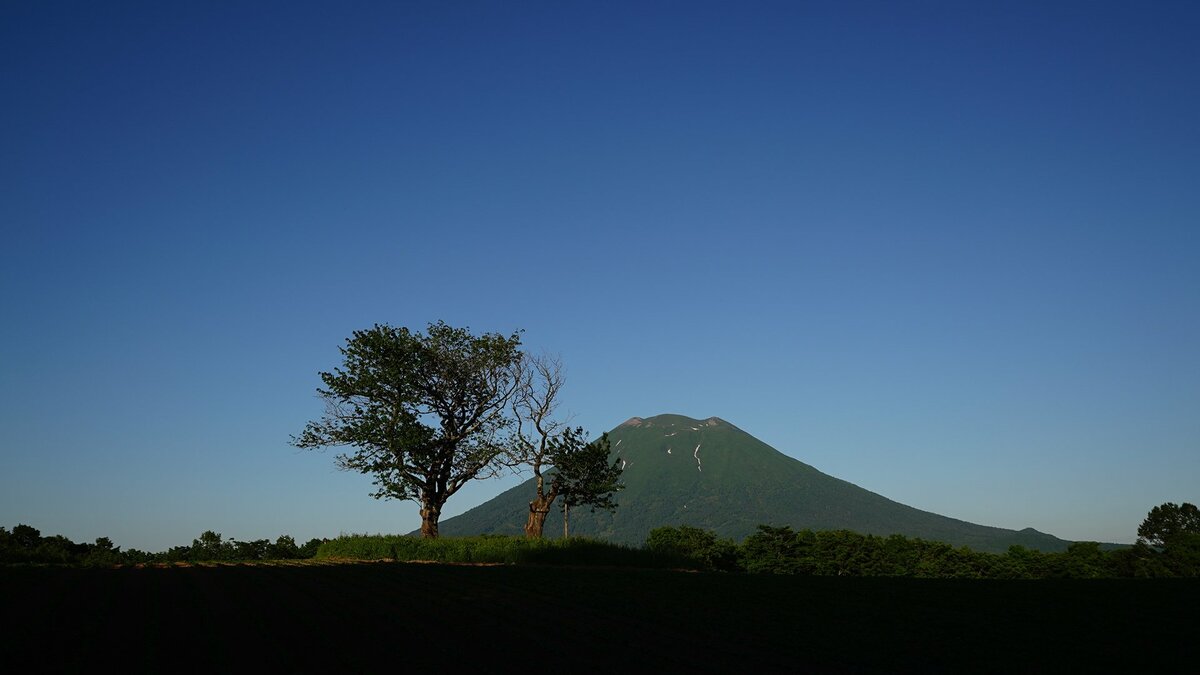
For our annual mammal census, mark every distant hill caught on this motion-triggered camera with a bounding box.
[438,413,1075,553]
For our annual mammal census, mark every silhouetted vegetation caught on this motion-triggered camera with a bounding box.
[8,503,1196,579]
[316,507,1198,579]
[728,525,1127,578]
[649,507,1200,578]
[0,524,324,566]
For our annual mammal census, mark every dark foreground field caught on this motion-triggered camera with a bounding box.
[4,561,1196,673]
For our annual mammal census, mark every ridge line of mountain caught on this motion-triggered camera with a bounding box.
[436,413,1102,553]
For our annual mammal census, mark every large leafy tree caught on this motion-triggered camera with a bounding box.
[512,354,623,538]
[293,321,524,538]
[1137,502,1200,549]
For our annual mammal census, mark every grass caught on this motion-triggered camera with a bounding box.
[3,560,1196,673]
[315,533,691,568]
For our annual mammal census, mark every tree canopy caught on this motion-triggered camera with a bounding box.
[292,321,524,537]
[1137,502,1200,549]
[554,432,623,529]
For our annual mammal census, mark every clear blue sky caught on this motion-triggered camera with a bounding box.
[2,0,1196,551]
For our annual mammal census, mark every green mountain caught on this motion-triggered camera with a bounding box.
[438,413,1073,553]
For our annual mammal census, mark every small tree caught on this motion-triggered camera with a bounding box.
[192,530,232,561]
[83,537,122,567]
[739,525,814,575]
[293,321,524,538]
[1137,502,1200,549]
[512,353,569,538]
[511,354,622,538]
[11,524,41,549]
[268,535,300,559]
[557,432,623,538]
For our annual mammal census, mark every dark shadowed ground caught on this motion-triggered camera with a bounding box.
[3,561,1195,673]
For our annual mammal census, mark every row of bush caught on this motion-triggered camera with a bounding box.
[646,525,1200,578]
[0,524,325,566]
[8,520,1198,578]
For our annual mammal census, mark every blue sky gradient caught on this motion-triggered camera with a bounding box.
[2,0,1197,550]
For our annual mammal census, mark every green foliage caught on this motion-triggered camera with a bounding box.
[0,526,87,565]
[315,533,684,568]
[555,431,624,515]
[1160,533,1200,577]
[8,502,1197,578]
[298,537,324,558]
[1049,542,1113,579]
[292,321,524,536]
[265,534,324,560]
[120,548,157,565]
[740,526,816,574]
[11,524,41,549]
[645,525,739,571]
[1137,502,1200,548]
[645,525,1165,579]
[192,530,233,561]
[0,525,325,566]
[267,535,299,559]
[742,529,974,578]
[1107,503,1200,578]
[509,354,623,537]
[82,537,123,567]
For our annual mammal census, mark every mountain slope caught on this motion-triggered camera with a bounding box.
[439,414,1072,553]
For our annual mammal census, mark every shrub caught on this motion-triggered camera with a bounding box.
[739,525,815,574]
[644,525,739,571]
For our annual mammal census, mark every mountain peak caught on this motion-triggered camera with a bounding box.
[630,413,727,428]
[439,414,1072,553]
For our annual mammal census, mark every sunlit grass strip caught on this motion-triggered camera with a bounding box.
[315,534,689,568]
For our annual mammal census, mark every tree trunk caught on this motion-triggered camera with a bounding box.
[525,494,555,538]
[419,502,442,539]
[562,503,570,539]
